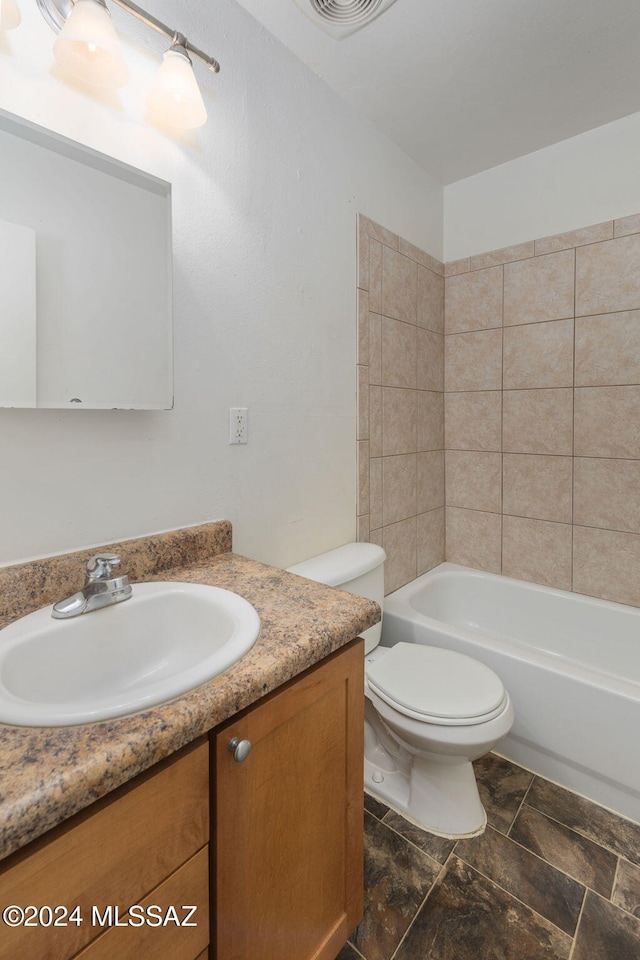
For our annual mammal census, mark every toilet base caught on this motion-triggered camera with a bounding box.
[364,755,487,839]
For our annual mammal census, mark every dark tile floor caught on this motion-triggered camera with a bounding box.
[336,754,640,960]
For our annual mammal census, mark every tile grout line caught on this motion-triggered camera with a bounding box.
[505,773,535,836]
[448,851,578,943]
[522,798,640,867]
[388,849,453,960]
[567,886,589,960]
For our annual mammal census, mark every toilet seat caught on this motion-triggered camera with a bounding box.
[366,643,508,726]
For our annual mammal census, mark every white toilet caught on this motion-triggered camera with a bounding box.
[287,542,514,837]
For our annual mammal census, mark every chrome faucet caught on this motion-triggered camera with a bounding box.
[52,554,133,619]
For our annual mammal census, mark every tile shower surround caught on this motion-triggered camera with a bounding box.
[357,211,640,607]
[356,214,445,594]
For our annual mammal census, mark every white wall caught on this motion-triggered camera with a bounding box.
[0,0,442,567]
[444,111,640,261]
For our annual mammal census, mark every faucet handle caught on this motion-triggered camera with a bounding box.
[86,554,122,581]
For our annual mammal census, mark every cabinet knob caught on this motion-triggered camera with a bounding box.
[228,737,252,762]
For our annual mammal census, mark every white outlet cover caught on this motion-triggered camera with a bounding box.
[290,0,400,39]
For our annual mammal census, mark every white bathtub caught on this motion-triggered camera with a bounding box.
[381,563,640,824]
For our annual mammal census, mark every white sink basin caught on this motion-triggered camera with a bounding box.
[0,582,261,727]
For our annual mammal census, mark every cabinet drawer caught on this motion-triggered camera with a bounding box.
[0,738,208,960]
[75,846,209,960]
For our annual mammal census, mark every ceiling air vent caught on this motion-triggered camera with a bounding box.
[292,0,400,38]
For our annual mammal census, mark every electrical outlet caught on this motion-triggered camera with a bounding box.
[229,407,248,444]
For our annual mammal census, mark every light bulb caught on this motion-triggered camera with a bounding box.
[0,0,22,31]
[53,0,130,89]
[146,44,207,130]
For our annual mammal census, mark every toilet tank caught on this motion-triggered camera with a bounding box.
[287,543,385,654]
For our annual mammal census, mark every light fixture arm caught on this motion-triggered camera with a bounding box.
[35,0,221,73]
[109,0,220,73]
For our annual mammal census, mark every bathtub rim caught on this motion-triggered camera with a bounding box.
[382,562,640,701]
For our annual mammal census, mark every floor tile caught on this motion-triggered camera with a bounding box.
[572,890,640,960]
[382,809,456,864]
[613,860,640,919]
[510,803,617,897]
[473,753,534,833]
[364,790,389,820]
[335,944,364,960]
[351,811,440,960]
[456,825,585,935]
[393,856,572,960]
[527,778,640,866]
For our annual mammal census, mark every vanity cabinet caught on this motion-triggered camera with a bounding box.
[0,738,209,960]
[0,640,364,960]
[212,639,364,960]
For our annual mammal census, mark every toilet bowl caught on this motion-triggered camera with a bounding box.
[287,543,514,837]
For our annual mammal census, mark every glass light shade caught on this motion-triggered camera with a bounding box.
[53,0,130,89]
[0,0,22,31]
[146,47,207,130]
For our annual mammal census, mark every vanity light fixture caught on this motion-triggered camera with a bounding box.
[35,0,220,128]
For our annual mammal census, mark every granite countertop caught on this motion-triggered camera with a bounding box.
[0,551,380,863]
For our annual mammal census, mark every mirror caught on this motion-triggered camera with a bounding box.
[0,108,173,409]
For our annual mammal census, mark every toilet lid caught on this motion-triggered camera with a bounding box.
[367,643,507,725]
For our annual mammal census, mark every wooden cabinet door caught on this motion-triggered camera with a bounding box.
[212,640,364,960]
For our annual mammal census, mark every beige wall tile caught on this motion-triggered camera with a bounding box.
[369,385,382,457]
[417,328,444,391]
[574,457,640,534]
[360,213,399,250]
[370,458,383,529]
[357,515,370,542]
[503,250,575,326]
[417,508,445,575]
[445,329,503,392]
[469,241,535,271]
[382,387,417,456]
[382,247,418,324]
[445,391,502,451]
[382,517,417,594]
[357,225,369,291]
[357,441,369,516]
[534,221,613,256]
[417,450,445,513]
[503,389,573,455]
[357,365,369,440]
[573,526,640,606]
[502,516,572,590]
[369,314,382,385]
[575,311,640,386]
[445,265,503,334]
[417,266,444,333]
[369,240,382,314]
[503,454,573,523]
[503,318,574,389]
[357,289,369,366]
[445,258,470,277]
[446,451,502,513]
[398,238,443,275]
[417,391,444,452]
[576,234,640,316]
[383,454,417,525]
[445,507,502,573]
[369,527,384,549]
[381,316,417,388]
[614,213,640,238]
[574,386,640,458]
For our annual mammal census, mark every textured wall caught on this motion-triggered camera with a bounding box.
[0,0,442,567]
[444,213,640,607]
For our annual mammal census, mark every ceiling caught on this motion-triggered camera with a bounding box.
[233,0,640,184]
